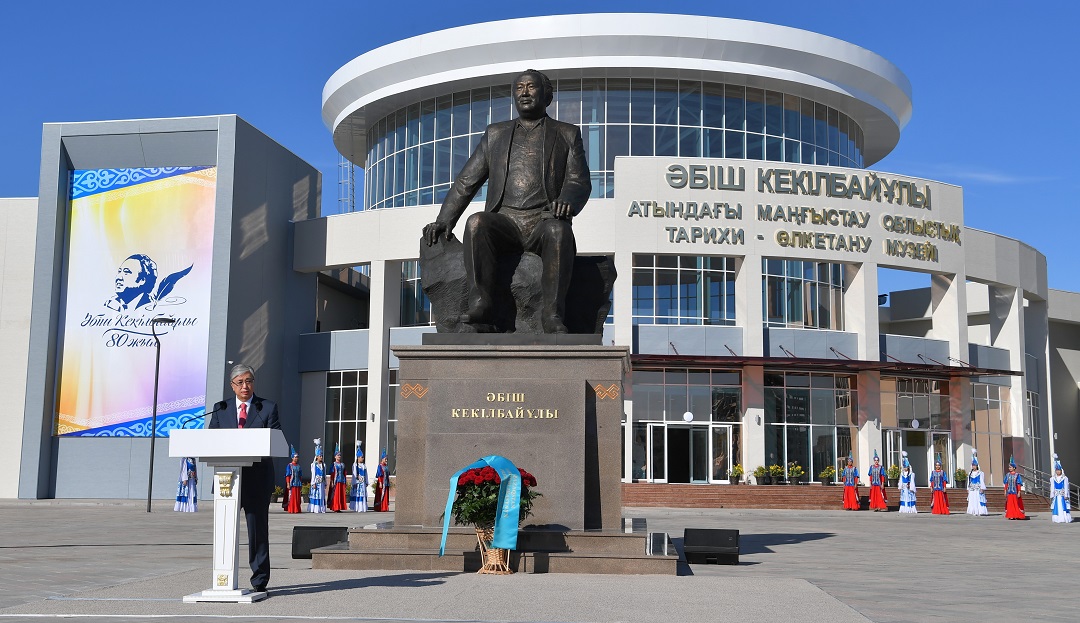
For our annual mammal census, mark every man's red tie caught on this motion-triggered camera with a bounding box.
[238,403,247,429]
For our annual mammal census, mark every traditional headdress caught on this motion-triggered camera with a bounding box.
[314,438,323,458]
[355,440,364,459]
[290,444,298,459]
[902,451,910,469]
[873,449,879,461]
[381,448,388,460]
[971,449,979,469]
[935,453,942,467]
[334,442,341,457]
[1054,453,1062,472]
[1009,455,1016,469]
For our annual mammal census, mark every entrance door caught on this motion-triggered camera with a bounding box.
[690,426,709,483]
[903,430,930,487]
[711,425,732,482]
[667,426,691,483]
[647,423,666,483]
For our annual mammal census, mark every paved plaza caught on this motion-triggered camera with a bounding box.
[0,499,1074,622]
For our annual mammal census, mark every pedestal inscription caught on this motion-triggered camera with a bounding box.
[393,345,627,531]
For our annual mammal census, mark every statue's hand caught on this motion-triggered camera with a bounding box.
[551,201,573,220]
[422,221,448,246]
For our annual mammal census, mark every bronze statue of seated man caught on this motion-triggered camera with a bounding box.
[423,69,591,334]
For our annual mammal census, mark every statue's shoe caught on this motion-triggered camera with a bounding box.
[541,315,568,334]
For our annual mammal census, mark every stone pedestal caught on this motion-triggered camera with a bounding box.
[392,345,627,531]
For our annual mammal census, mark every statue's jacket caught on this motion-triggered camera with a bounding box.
[435,117,592,231]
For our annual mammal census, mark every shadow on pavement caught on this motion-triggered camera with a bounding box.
[739,532,835,555]
[267,572,457,597]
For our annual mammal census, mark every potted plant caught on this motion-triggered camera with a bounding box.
[954,467,968,490]
[819,465,836,485]
[271,485,284,503]
[753,465,769,485]
[450,465,541,574]
[301,482,311,503]
[728,463,744,484]
[769,464,785,485]
[788,462,805,484]
[886,464,901,488]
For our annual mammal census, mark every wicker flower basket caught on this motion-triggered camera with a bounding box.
[475,526,512,575]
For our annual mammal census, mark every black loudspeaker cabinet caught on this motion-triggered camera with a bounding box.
[682,528,739,565]
[291,526,349,559]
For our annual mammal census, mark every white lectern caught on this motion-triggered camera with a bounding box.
[170,428,289,603]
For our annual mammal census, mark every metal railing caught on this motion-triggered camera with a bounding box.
[1017,464,1079,510]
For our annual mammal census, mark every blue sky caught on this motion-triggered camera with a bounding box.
[2,1,1077,293]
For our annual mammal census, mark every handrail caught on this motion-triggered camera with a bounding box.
[1018,464,1079,510]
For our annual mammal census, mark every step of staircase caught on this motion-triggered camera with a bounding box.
[311,524,679,575]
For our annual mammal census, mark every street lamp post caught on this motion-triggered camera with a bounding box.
[147,316,177,513]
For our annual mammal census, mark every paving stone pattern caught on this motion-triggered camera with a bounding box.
[0,499,1074,622]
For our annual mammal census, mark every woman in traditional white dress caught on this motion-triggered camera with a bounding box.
[350,441,368,512]
[309,438,327,513]
[173,457,198,512]
[1051,454,1073,524]
[898,452,917,514]
[966,450,988,516]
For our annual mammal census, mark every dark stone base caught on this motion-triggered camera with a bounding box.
[392,344,628,532]
[418,235,615,335]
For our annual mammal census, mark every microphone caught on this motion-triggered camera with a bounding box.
[184,401,227,428]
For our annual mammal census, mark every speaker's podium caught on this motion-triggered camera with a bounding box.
[170,428,288,603]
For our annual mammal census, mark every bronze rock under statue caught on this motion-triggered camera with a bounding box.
[422,70,613,335]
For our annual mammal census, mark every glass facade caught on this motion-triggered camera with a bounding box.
[763,259,845,330]
[630,367,741,483]
[364,79,865,210]
[324,371,368,463]
[971,381,1010,485]
[400,260,433,327]
[632,255,735,325]
[764,371,857,482]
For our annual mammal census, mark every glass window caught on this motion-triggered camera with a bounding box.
[631,125,654,156]
[607,79,630,123]
[655,125,678,157]
[556,79,581,124]
[655,80,679,125]
[581,78,605,124]
[470,88,490,133]
[724,85,745,130]
[679,81,702,126]
[703,83,724,128]
[679,127,701,157]
[765,91,784,136]
[630,79,654,124]
[745,88,764,134]
[632,254,736,326]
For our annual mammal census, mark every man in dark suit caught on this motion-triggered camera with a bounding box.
[423,69,591,333]
[207,363,280,593]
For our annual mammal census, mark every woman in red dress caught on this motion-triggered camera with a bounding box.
[284,446,303,514]
[929,456,950,515]
[329,446,349,512]
[1003,456,1027,520]
[868,452,888,511]
[842,454,860,510]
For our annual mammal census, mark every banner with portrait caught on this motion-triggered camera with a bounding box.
[55,166,217,437]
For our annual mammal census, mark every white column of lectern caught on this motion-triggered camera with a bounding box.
[170,428,288,603]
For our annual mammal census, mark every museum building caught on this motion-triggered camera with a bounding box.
[6,13,1080,501]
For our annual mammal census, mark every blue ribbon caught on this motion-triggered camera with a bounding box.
[439,455,522,556]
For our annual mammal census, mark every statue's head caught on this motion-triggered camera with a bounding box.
[513,69,553,119]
